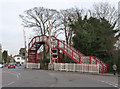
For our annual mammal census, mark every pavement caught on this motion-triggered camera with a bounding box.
[1,66,119,88]
[100,73,118,76]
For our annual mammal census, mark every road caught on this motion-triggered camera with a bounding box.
[2,65,118,87]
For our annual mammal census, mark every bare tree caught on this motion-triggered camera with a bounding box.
[19,7,61,36]
[19,7,62,59]
[60,7,84,45]
[88,2,118,26]
[88,2,119,50]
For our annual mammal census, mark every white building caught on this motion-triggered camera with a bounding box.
[14,55,25,65]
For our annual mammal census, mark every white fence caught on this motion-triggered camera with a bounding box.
[48,63,99,74]
[26,63,40,69]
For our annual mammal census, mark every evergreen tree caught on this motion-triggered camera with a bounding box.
[71,16,117,72]
[2,50,8,63]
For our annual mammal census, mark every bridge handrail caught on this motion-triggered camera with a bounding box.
[28,35,107,73]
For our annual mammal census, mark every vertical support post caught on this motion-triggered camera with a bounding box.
[57,40,59,63]
[89,56,91,64]
[96,60,97,65]
[99,68,101,73]
[42,36,43,41]
[28,50,29,62]
[49,17,52,64]
[63,41,65,51]
[35,37,36,43]
[74,63,75,72]
[85,56,86,64]
[62,41,65,63]
[57,49,58,63]
[52,51,54,63]
[39,36,40,42]
[94,57,97,65]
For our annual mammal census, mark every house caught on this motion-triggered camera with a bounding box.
[14,55,25,65]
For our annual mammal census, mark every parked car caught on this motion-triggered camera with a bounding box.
[8,63,15,69]
[0,64,3,68]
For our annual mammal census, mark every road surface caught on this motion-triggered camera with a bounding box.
[2,66,118,87]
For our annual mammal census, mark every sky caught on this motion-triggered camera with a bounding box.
[0,0,119,56]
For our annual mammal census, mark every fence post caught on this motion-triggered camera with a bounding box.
[67,63,68,72]
[26,62,27,68]
[85,64,86,72]
[74,63,75,72]
[60,63,62,71]
[38,63,40,69]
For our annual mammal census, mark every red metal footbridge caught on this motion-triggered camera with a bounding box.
[28,35,107,73]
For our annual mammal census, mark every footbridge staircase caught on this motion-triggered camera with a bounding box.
[28,35,107,73]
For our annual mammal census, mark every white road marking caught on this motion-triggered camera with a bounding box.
[17,75,19,79]
[2,70,21,87]
[82,74,118,88]
[94,78,118,88]
[5,81,15,86]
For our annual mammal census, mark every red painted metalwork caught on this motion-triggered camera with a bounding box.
[28,35,107,73]
[57,49,58,63]
[89,56,91,64]
[96,60,97,65]
[51,49,58,63]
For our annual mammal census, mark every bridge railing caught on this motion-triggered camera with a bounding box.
[28,35,107,73]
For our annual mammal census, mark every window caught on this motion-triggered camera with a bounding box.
[23,53,25,56]
[17,58,20,60]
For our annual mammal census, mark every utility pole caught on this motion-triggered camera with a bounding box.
[23,26,27,68]
[49,18,52,64]
[49,17,53,64]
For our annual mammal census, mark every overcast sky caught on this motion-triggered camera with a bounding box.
[0,0,119,56]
